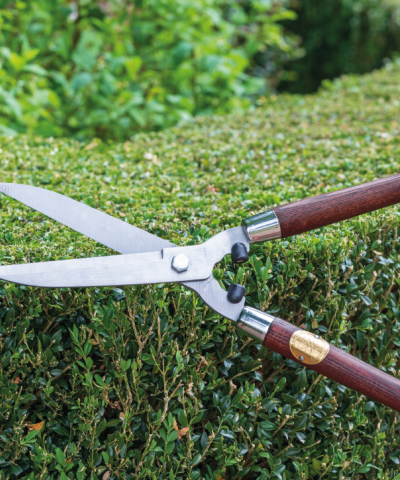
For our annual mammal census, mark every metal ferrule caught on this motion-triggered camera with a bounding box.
[242,209,281,244]
[236,306,275,343]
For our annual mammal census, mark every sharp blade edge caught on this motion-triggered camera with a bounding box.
[0,250,211,288]
[0,183,173,254]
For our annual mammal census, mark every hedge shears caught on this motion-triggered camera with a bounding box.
[0,173,400,411]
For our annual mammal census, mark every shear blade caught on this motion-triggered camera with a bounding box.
[0,247,215,288]
[0,183,171,254]
[0,183,248,321]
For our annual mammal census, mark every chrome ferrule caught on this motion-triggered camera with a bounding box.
[242,209,281,244]
[236,307,275,343]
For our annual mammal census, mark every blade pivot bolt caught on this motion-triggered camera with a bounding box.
[299,356,304,362]
[172,254,190,273]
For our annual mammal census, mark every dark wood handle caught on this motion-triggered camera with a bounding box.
[264,317,400,412]
[274,173,400,238]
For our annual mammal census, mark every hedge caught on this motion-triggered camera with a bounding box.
[1,63,400,480]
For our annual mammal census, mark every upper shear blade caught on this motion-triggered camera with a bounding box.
[0,183,172,254]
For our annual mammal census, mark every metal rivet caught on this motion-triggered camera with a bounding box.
[314,335,320,339]
[171,254,190,273]
[299,356,304,362]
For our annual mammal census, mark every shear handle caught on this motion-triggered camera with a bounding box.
[242,173,400,242]
[274,173,400,238]
[238,307,400,412]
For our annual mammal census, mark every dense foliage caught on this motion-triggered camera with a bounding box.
[0,0,299,140]
[280,0,400,93]
[0,63,400,479]
[3,0,400,139]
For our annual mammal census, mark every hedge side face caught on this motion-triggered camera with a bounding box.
[1,64,400,480]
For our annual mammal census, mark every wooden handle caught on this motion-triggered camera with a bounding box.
[264,317,400,412]
[274,173,400,238]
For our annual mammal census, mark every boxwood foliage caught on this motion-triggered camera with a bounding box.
[1,63,400,480]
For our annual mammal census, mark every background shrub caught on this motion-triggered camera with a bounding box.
[2,1,400,138]
[0,0,299,140]
[279,0,400,93]
[0,63,400,479]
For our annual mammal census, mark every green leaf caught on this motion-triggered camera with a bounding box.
[106,419,121,427]
[358,309,370,322]
[365,401,375,412]
[10,464,23,476]
[167,430,179,442]
[275,377,286,392]
[360,295,373,306]
[389,450,400,465]
[259,266,268,282]
[24,430,41,443]
[219,395,231,412]
[23,48,40,61]
[200,431,208,449]
[51,425,70,436]
[192,411,204,423]
[142,353,155,365]
[272,465,286,479]
[125,56,143,80]
[177,410,187,426]
[356,466,370,473]
[71,72,92,92]
[356,330,365,350]
[192,454,202,466]
[312,458,321,471]
[176,351,182,364]
[232,386,243,405]
[95,419,107,437]
[95,374,106,386]
[23,64,47,75]
[165,441,175,454]
[5,307,15,321]
[56,447,66,465]
[83,341,92,357]
[297,369,307,390]
[294,414,308,431]
[9,52,26,70]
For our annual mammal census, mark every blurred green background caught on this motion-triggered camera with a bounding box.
[0,0,400,140]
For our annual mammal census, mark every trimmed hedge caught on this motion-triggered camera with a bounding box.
[1,63,400,479]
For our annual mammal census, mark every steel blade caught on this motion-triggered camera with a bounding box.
[0,246,214,288]
[0,227,248,290]
[0,183,173,254]
[184,277,245,322]
[0,183,249,321]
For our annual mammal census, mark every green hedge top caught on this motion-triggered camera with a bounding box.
[1,63,400,480]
